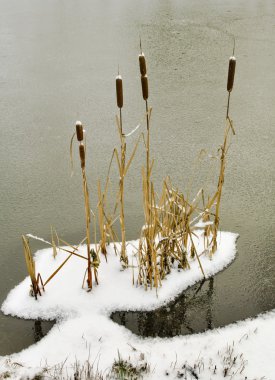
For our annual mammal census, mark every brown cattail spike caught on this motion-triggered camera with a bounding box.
[79,143,85,169]
[227,56,236,92]
[76,121,84,142]
[116,75,123,108]
[139,53,147,76]
[141,75,149,101]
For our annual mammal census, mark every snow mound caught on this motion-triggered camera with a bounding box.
[1,231,274,379]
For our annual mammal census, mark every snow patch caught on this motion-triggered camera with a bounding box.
[0,231,274,379]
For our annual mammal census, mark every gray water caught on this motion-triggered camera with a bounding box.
[0,0,274,355]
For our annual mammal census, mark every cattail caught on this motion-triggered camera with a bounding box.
[76,121,84,142]
[141,75,149,100]
[116,75,123,108]
[79,143,85,169]
[227,56,236,92]
[139,53,147,76]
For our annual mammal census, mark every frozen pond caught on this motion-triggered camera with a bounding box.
[0,0,274,355]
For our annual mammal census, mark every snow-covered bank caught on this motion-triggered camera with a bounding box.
[0,231,274,379]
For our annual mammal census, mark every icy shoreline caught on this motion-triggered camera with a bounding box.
[1,231,274,379]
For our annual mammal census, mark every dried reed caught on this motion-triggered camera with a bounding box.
[115,74,128,267]
[22,235,44,299]
[75,121,98,288]
[137,45,158,287]
[21,45,237,296]
[226,49,236,118]
[97,180,107,257]
[202,51,236,254]
[51,226,58,259]
[97,118,143,265]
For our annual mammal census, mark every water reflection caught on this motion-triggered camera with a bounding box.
[111,277,215,337]
[33,320,45,343]
[0,312,55,356]
[206,277,214,330]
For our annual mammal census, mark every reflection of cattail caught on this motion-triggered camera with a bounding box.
[116,75,123,108]
[79,143,85,169]
[227,56,236,92]
[141,75,149,101]
[139,53,147,76]
[76,121,84,142]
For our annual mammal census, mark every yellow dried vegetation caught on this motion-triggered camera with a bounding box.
[22,43,236,297]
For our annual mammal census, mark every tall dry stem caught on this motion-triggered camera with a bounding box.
[211,51,236,253]
[22,235,44,299]
[75,121,98,288]
[97,180,107,257]
[116,74,128,267]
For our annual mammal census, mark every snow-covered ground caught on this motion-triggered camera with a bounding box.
[0,231,274,379]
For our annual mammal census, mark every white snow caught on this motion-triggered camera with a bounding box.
[0,231,274,379]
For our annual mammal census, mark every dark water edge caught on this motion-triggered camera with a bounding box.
[111,278,216,337]
[1,232,274,353]
[111,271,274,338]
[0,313,54,356]
[111,232,275,338]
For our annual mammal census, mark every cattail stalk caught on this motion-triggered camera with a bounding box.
[212,121,230,253]
[212,52,236,252]
[116,74,128,266]
[97,180,107,256]
[76,121,84,141]
[75,122,95,288]
[139,56,150,204]
[139,53,147,76]
[139,49,153,280]
[139,57,150,187]
[226,56,236,118]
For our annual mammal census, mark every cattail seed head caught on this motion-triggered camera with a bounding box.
[116,75,123,108]
[139,53,147,76]
[141,75,149,100]
[227,56,236,92]
[75,121,84,142]
[79,143,85,169]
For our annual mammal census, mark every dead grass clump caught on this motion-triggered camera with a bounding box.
[110,351,149,380]
[137,177,208,289]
